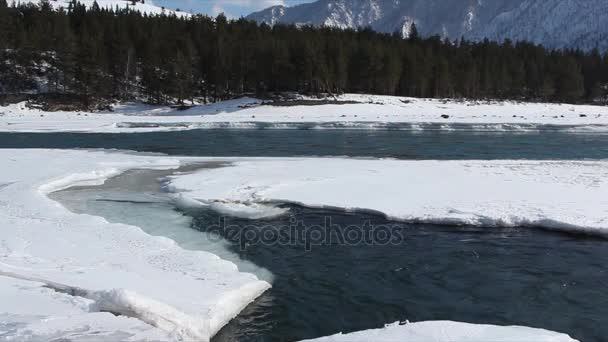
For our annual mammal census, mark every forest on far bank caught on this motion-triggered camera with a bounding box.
[1,0,608,109]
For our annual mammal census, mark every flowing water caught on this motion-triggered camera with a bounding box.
[6,129,608,341]
[49,167,608,342]
[1,129,607,160]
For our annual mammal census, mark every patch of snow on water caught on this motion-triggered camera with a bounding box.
[169,158,608,236]
[301,320,578,342]
[173,195,289,220]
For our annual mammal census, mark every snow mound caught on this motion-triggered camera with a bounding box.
[169,158,608,235]
[301,320,578,342]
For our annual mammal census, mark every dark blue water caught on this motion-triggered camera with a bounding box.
[0,130,607,159]
[188,205,607,342]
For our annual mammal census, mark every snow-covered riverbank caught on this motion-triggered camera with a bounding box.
[0,150,269,341]
[1,95,607,133]
[0,150,593,341]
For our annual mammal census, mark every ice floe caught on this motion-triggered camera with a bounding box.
[301,320,578,342]
[169,158,608,235]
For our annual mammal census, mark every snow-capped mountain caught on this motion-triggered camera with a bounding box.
[247,0,608,51]
[15,0,190,16]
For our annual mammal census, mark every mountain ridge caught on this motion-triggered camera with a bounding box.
[247,0,608,51]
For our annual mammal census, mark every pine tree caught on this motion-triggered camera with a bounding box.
[1,1,606,105]
[555,57,584,102]
[408,22,419,41]
[0,0,10,49]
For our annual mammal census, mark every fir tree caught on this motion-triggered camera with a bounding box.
[1,2,605,104]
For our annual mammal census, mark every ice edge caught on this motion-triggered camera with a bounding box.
[24,160,271,341]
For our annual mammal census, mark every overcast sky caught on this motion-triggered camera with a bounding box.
[154,0,314,18]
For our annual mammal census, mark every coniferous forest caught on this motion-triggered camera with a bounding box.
[1,0,608,108]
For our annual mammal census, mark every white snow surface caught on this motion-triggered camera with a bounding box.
[1,95,608,133]
[301,320,578,342]
[14,0,190,16]
[169,158,608,235]
[0,150,593,341]
[0,150,270,341]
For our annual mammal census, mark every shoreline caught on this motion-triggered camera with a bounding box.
[1,94,607,133]
[0,150,270,341]
[0,149,596,341]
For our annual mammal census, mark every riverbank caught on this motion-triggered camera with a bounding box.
[1,94,607,133]
[0,150,269,341]
[0,149,587,341]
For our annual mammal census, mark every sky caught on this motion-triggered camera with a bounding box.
[154,0,314,18]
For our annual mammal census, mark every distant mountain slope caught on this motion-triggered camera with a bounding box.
[468,0,608,52]
[247,0,608,51]
[15,0,190,16]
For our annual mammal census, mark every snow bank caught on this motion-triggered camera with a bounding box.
[0,274,170,341]
[0,150,270,341]
[301,320,578,342]
[1,95,608,133]
[169,158,608,235]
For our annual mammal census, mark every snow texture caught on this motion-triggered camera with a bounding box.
[0,150,594,341]
[0,150,270,342]
[1,94,608,133]
[169,158,608,236]
[301,320,578,342]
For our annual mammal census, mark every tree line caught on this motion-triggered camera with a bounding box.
[1,0,607,107]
